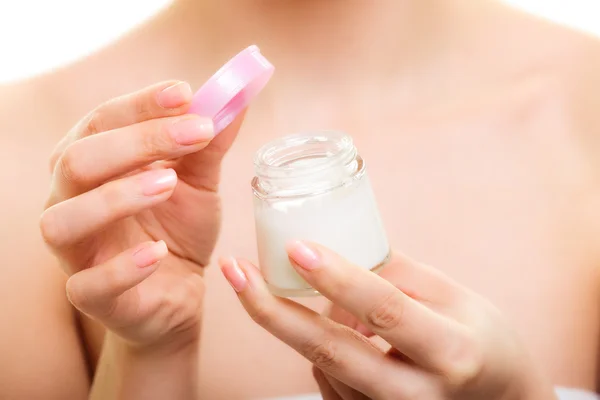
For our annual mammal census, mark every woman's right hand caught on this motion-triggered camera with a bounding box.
[40,80,245,350]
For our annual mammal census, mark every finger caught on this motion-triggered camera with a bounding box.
[322,370,370,400]
[40,169,177,249]
[66,241,167,318]
[219,257,431,399]
[286,241,482,384]
[378,252,463,308]
[175,109,247,191]
[324,305,394,397]
[52,114,213,198]
[327,253,463,336]
[50,81,193,171]
[325,305,374,337]
[313,367,343,400]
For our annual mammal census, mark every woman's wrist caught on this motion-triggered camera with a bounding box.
[91,331,201,400]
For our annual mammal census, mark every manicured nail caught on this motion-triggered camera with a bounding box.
[157,82,192,109]
[133,240,168,268]
[220,257,248,292]
[141,169,177,196]
[169,116,214,146]
[286,240,321,270]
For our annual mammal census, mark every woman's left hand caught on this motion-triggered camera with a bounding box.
[219,241,556,400]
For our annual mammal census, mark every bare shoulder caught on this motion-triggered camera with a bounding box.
[552,29,600,161]
[495,3,600,126]
[510,11,600,269]
[0,80,89,398]
[527,16,600,179]
[487,3,600,166]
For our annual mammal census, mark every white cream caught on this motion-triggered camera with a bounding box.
[251,131,390,297]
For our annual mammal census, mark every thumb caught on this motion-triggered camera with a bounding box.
[176,109,247,190]
[176,45,273,190]
[66,241,166,319]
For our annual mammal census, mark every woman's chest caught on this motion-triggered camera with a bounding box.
[220,79,599,292]
[202,82,600,394]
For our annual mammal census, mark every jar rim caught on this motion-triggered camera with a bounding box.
[252,131,364,199]
[253,131,356,179]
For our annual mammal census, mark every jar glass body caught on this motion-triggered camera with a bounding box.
[251,131,390,297]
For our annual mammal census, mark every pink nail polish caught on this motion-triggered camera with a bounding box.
[157,82,192,109]
[188,45,274,134]
[169,116,214,145]
[133,241,168,268]
[220,257,248,292]
[141,169,177,196]
[287,241,321,271]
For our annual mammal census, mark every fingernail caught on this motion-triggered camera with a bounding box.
[169,116,215,145]
[133,240,168,268]
[286,240,321,270]
[157,82,192,109]
[220,257,248,292]
[141,169,177,196]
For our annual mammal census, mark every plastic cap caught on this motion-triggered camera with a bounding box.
[188,45,275,133]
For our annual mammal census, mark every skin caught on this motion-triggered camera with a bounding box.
[1,0,600,398]
[39,80,245,399]
[220,245,558,399]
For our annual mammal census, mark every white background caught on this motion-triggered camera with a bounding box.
[0,0,598,83]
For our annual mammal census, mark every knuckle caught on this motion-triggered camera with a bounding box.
[300,338,339,370]
[133,94,153,120]
[58,143,88,185]
[65,278,90,311]
[311,365,323,381]
[84,107,107,136]
[39,208,64,248]
[49,153,60,174]
[140,122,173,158]
[161,275,204,330]
[325,272,354,300]
[247,301,276,328]
[441,331,484,387]
[366,291,405,331]
[101,180,127,214]
[49,146,64,174]
[171,275,203,310]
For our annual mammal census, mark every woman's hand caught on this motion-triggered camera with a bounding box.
[40,81,244,350]
[220,242,557,400]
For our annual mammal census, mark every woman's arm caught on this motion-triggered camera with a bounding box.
[91,332,200,400]
[0,247,90,399]
[0,83,91,399]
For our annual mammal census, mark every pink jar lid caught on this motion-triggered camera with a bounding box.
[188,45,274,133]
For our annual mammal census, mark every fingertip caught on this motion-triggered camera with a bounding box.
[219,256,248,293]
[235,258,264,282]
[155,240,169,258]
[237,258,274,295]
[163,168,178,182]
[217,255,237,276]
[140,168,178,197]
[217,256,231,269]
[132,240,169,269]
[169,114,215,146]
[285,240,322,271]
[64,275,77,305]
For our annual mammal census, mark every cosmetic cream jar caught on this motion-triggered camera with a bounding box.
[251,131,390,297]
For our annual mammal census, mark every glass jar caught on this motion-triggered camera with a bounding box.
[251,131,390,297]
